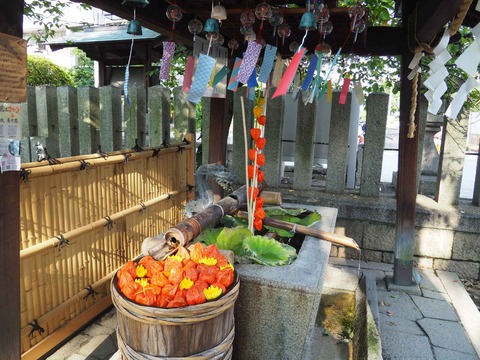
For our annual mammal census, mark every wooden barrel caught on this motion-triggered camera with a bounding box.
[111,275,239,359]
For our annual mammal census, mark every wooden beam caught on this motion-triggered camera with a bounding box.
[0,3,23,360]
[394,0,420,286]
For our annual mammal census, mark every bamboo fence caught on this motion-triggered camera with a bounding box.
[20,135,195,358]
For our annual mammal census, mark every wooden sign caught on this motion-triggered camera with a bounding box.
[0,32,27,103]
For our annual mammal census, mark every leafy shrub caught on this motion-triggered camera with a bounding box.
[27,55,73,86]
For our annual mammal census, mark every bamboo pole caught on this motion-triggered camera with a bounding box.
[20,270,116,340]
[22,140,193,169]
[237,211,360,250]
[20,188,187,260]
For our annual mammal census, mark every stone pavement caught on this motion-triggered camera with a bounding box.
[328,258,480,360]
[47,259,480,360]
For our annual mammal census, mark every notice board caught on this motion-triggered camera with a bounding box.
[0,32,27,103]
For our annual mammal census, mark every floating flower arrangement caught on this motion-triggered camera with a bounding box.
[116,243,235,308]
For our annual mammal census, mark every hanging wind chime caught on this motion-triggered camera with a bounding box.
[121,0,149,105]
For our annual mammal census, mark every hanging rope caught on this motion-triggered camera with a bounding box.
[408,72,419,139]
[449,0,474,36]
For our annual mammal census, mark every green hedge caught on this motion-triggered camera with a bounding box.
[27,55,73,86]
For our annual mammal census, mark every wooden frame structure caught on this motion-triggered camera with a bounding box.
[1,0,479,358]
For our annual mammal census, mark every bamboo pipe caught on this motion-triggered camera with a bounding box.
[260,191,282,205]
[164,184,264,248]
[20,188,187,260]
[237,211,360,250]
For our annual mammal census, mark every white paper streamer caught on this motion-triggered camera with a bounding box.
[455,40,480,77]
[423,28,451,115]
[445,77,480,119]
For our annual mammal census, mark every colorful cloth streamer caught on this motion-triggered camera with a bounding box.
[339,78,351,104]
[227,57,242,92]
[124,67,130,106]
[301,54,318,92]
[272,47,307,99]
[182,56,195,92]
[247,68,258,88]
[211,65,230,88]
[186,53,216,104]
[237,40,263,84]
[327,80,332,103]
[354,82,364,106]
[258,45,277,84]
[159,41,176,81]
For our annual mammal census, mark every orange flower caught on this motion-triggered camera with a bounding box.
[258,115,267,125]
[255,137,266,150]
[250,128,261,140]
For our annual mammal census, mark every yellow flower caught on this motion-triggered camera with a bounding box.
[136,264,148,278]
[135,278,149,288]
[253,106,263,118]
[220,263,234,271]
[179,277,194,290]
[203,285,223,301]
[199,256,217,266]
[168,254,183,262]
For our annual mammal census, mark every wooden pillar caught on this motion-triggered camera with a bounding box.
[394,1,420,286]
[0,2,23,359]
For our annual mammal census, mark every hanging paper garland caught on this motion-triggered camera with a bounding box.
[237,40,262,84]
[227,57,242,91]
[186,54,216,104]
[272,47,307,99]
[258,44,277,84]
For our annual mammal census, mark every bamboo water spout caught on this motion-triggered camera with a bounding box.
[142,184,264,259]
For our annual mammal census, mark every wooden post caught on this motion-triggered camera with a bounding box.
[0,2,23,359]
[394,1,420,286]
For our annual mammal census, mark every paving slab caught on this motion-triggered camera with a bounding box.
[433,346,480,360]
[437,270,480,358]
[410,295,459,321]
[381,329,434,360]
[416,269,447,293]
[329,257,394,272]
[379,313,424,336]
[418,318,477,355]
[421,288,451,302]
[377,290,423,321]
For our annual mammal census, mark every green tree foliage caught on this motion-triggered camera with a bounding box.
[24,0,91,42]
[68,48,95,87]
[27,55,73,86]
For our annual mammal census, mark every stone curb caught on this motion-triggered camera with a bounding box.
[437,270,480,358]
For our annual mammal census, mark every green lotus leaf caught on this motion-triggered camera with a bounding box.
[195,227,223,245]
[216,226,252,256]
[242,235,297,266]
[265,211,322,238]
[264,206,307,217]
[220,215,248,228]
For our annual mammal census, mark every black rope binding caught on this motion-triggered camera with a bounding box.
[187,184,195,193]
[176,145,184,153]
[139,203,147,213]
[104,216,115,230]
[83,285,99,301]
[79,160,90,171]
[132,139,144,152]
[55,235,70,251]
[122,153,131,165]
[162,139,170,148]
[183,137,191,145]
[44,147,62,165]
[152,148,161,157]
[97,145,108,159]
[28,320,45,338]
[20,168,31,183]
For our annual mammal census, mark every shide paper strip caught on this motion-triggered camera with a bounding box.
[445,77,480,119]
[301,54,318,92]
[272,47,307,99]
